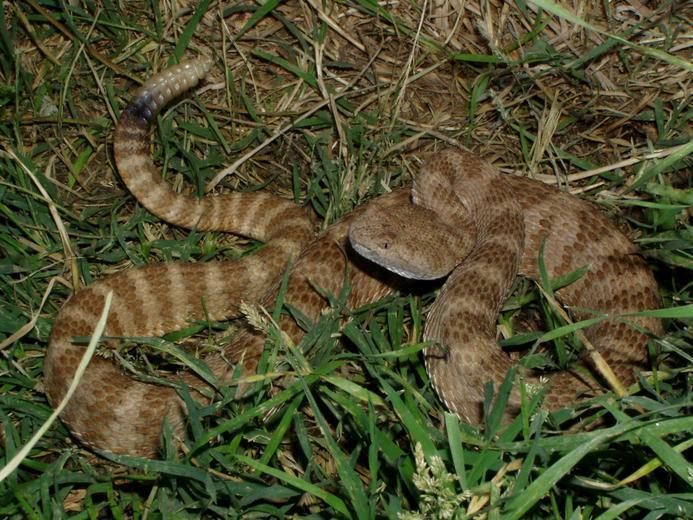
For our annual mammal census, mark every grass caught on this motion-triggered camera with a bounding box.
[1,0,691,518]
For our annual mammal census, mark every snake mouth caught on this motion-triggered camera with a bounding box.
[348,226,445,281]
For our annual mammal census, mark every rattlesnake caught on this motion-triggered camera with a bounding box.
[45,60,662,457]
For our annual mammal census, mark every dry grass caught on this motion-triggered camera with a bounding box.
[0,1,691,518]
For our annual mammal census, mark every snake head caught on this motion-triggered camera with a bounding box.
[348,202,477,280]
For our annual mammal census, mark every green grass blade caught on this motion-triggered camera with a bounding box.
[0,291,111,483]
[530,0,692,71]
[301,381,370,519]
[235,454,351,517]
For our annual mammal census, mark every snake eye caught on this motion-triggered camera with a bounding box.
[382,242,389,249]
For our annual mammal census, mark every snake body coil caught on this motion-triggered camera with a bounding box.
[45,61,662,457]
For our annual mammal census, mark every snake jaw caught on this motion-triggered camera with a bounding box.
[348,197,477,281]
[349,227,444,280]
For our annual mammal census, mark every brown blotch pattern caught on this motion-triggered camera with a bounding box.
[45,64,662,457]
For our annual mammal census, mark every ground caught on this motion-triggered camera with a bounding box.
[0,1,691,518]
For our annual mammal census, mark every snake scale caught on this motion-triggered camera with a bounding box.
[45,60,662,457]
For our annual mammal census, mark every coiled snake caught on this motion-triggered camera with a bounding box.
[45,60,662,457]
